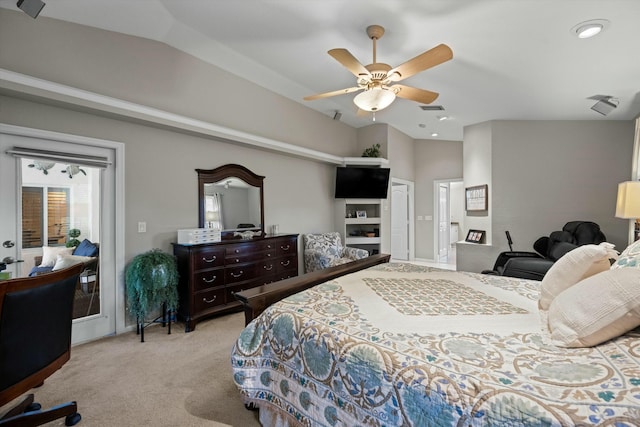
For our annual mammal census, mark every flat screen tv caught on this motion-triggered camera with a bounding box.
[334,167,390,199]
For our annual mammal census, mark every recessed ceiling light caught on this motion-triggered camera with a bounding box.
[437,115,449,121]
[431,132,439,137]
[571,19,610,39]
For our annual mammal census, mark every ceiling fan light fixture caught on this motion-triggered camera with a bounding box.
[353,88,396,112]
[571,19,609,39]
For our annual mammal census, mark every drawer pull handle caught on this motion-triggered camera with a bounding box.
[235,258,240,263]
[203,296,217,303]
[267,245,272,249]
[281,245,290,250]
[202,275,217,283]
[281,260,291,267]
[264,264,273,271]
[267,253,272,257]
[231,270,244,278]
[235,249,240,253]
[203,255,217,263]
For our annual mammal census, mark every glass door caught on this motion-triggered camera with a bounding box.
[20,159,101,320]
[0,131,116,344]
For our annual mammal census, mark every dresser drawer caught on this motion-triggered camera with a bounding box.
[192,247,225,270]
[226,280,262,302]
[276,239,296,255]
[193,287,226,313]
[225,249,276,265]
[274,270,297,281]
[257,259,277,275]
[193,269,224,292]
[277,255,296,273]
[226,264,257,284]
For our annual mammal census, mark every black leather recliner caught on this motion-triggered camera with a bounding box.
[484,221,606,281]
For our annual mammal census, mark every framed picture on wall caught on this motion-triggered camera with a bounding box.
[465,229,486,244]
[465,184,488,212]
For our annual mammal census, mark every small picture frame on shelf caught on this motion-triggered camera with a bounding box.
[356,210,367,218]
[465,229,486,244]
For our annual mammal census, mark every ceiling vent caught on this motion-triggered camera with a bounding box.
[419,105,445,111]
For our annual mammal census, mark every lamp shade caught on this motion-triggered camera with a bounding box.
[353,88,396,112]
[615,181,640,218]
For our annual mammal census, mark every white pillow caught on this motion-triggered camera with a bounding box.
[547,268,640,347]
[611,238,640,269]
[52,254,95,271]
[538,243,617,310]
[39,246,74,267]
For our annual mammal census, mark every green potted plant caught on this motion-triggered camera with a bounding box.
[66,228,82,248]
[362,143,381,158]
[125,249,179,322]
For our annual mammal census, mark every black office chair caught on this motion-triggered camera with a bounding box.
[0,264,83,426]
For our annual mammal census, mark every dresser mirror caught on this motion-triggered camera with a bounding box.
[197,164,264,238]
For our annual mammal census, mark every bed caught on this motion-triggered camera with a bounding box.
[231,257,640,426]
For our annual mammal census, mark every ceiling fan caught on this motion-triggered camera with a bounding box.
[304,25,453,114]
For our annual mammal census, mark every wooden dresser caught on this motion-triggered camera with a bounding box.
[172,234,298,331]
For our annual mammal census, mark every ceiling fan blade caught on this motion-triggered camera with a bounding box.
[328,48,371,79]
[392,84,439,104]
[303,86,362,101]
[387,44,453,82]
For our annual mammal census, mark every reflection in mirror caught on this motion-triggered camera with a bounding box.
[197,164,265,238]
[203,178,261,231]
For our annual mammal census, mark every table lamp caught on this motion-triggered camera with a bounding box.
[615,181,640,244]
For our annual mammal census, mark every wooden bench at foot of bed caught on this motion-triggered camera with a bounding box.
[233,253,391,325]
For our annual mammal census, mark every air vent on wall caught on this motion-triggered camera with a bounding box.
[419,105,445,111]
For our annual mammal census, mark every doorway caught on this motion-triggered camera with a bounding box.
[433,179,463,265]
[0,124,125,344]
[390,178,415,261]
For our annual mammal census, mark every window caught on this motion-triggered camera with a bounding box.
[21,158,98,250]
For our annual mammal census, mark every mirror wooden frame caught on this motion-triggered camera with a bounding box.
[197,164,265,238]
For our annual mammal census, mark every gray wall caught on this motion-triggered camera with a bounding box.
[458,120,635,272]
[414,139,464,259]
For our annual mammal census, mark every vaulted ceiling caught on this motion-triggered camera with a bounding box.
[1,0,639,140]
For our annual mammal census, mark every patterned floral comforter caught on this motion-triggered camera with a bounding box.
[231,263,640,426]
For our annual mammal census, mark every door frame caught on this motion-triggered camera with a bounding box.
[390,177,415,261]
[1,123,127,342]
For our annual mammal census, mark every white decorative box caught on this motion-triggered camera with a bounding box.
[177,228,221,245]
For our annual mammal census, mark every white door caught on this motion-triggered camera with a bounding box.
[0,131,116,344]
[438,183,450,262]
[391,184,409,260]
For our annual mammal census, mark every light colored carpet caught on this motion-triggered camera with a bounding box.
[1,312,261,427]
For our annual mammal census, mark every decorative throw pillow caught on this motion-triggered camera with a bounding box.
[73,239,99,257]
[52,254,95,271]
[539,242,618,310]
[547,268,640,347]
[39,246,74,267]
[611,239,640,269]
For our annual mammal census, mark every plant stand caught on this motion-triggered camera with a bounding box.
[136,302,175,343]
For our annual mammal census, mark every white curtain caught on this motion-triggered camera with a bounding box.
[205,193,224,229]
